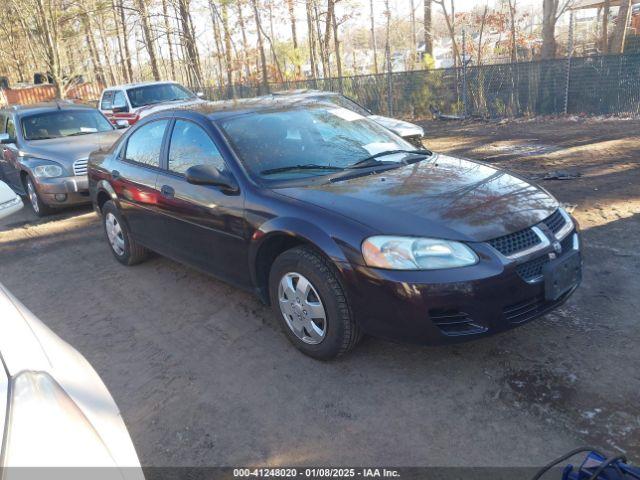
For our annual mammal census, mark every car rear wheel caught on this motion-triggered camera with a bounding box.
[24,175,52,217]
[269,246,361,360]
[101,200,149,266]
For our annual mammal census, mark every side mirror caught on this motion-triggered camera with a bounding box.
[185,164,238,193]
[115,120,129,129]
[0,133,15,145]
[112,105,129,114]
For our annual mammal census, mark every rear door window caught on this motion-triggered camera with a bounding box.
[112,91,127,111]
[101,91,115,110]
[6,118,16,140]
[124,120,168,168]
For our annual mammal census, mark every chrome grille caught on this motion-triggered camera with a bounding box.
[73,158,88,176]
[542,209,566,234]
[488,228,542,257]
[515,255,550,282]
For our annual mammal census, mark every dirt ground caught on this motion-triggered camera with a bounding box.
[0,117,638,467]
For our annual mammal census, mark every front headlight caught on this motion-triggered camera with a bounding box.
[33,162,64,178]
[362,236,478,270]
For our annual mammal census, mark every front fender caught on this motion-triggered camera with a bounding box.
[248,216,353,288]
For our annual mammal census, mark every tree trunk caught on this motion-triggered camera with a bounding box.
[135,0,161,80]
[161,0,177,80]
[117,0,134,82]
[601,0,610,53]
[111,0,127,83]
[509,0,517,63]
[410,0,416,68]
[435,0,461,67]
[287,0,301,78]
[221,1,235,96]
[209,1,225,89]
[251,0,270,92]
[306,0,319,80]
[541,0,558,59]
[369,0,379,74]
[423,0,432,59]
[237,1,252,82]
[179,0,203,87]
[610,0,632,53]
[331,0,343,90]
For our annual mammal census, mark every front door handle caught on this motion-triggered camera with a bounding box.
[160,185,175,198]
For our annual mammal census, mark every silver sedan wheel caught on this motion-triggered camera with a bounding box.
[278,272,327,345]
[26,178,39,213]
[105,212,126,256]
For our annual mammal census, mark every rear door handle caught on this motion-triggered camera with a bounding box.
[111,170,120,179]
[160,185,175,198]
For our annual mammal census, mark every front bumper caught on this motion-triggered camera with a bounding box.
[35,175,90,207]
[341,233,581,345]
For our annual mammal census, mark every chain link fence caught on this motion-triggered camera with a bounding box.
[200,53,640,120]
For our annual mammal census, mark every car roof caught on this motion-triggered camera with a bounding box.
[166,91,344,120]
[103,81,181,91]
[0,102,96,118]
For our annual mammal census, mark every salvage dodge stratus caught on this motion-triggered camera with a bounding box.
[88,97,582,359]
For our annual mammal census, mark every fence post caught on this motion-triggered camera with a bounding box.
[564,10,575,115]
[462,28,468,118]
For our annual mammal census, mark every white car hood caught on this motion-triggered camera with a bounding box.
[368,114,424,138]
[138,98,208,118]
[0,283,143,475]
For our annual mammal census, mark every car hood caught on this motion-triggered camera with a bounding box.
[24,130,123,166]
[275,154,558,242]
[0,283,143,472]
[138,97,208,117]
[368,114,424,138]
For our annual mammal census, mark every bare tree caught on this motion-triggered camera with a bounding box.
[434,0,461,67]
[423,0,432,59]
[135,0,161,80]
[369,0,379,74]
[306,0,319,79]
[541,0,573,59]
[508,0,517,62]
[610,0,632,53]
[601,0,610,53]
[251,0,269,91]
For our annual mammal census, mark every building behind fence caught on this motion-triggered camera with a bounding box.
[200,53,640,120]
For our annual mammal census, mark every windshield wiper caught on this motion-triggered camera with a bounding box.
[348,149,432,169]
[261,164,345,175]
[66,131,95,137]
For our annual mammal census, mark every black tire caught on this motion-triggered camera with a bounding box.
[23,175,52,217]
[269,246,361,360]
[101,200,149,266]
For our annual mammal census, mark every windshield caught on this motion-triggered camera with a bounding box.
[22,110,114,141]
[217,105,419,182]
[325,95,371,116]
[127,83,196,108]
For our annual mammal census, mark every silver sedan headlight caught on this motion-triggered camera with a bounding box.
[362,236,478,270]
[33,162,65,178]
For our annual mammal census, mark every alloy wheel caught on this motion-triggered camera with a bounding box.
[105,212,126,256]
[26,178,39,214]
[278,272,327,344]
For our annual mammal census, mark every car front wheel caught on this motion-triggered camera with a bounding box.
[101,200,149,266]
[269,246,361,360]
[24,175,52,217]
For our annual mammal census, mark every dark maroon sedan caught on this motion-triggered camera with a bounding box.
[88,97,581,359]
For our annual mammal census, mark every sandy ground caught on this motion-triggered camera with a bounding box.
[0,117,638,467]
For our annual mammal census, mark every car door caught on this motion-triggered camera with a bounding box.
[112,119,169,250]
[154,119,250,287]
[0,117,22,190]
